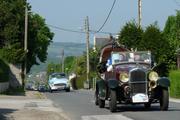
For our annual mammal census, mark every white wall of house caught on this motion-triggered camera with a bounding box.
[9,64,22,88]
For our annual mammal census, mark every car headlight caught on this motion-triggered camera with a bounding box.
[119,72,129,83]
[149,71,159,81]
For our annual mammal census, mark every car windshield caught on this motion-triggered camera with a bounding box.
[50,73,66,79]
[111,51,151,65]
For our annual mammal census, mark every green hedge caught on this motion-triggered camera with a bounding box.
[169,70,180,98]
[76,75,86,89]
[0,59,10,82]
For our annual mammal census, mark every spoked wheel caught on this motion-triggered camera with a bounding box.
[109,90,117,112]
[160,88,169,111]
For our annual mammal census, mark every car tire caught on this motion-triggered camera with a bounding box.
[66,88,70,92]
[144,102,151,109]
[49,88,53,93]
[95,90,99,106]
[98,97,105,108]
[109,90,117,112]
[160,88,169,111]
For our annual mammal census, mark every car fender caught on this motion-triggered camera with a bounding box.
[96,80,106,99]
[157,77,170,88]
[108,79,119,90]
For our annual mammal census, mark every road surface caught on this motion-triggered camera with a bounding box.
[45,90,180,120]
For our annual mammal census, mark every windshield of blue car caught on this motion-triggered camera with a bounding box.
[50,73,66,79]
[111,51,151,65]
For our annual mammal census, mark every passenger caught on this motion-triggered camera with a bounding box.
[106,57,113,72]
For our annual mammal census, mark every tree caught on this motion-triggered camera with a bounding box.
[141,23,169,63]
[118,20,143,49]
[27,13,54,72]
[0,0,54,73]
[0,0,27,63]
[163,10,180,69]
[118,21,171,75]
[63,56,76,73]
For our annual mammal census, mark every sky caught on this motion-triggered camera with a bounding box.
[28,0,180,43]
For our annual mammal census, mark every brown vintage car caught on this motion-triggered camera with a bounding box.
[95,41,170,112]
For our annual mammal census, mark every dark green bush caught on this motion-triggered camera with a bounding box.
[169,70,180,98]
[0,59,10,82]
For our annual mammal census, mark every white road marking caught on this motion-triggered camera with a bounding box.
[81,114,133,120]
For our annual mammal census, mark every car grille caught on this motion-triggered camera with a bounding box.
[54,83,66,86]
[129,68,147,94]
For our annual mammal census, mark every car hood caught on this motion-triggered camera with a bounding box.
[49,78,68,84]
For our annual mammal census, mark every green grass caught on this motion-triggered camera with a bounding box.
[169,70,180,98]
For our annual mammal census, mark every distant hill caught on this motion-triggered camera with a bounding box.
[30,42,87,74]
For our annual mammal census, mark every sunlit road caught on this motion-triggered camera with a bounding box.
[45,90,180,120]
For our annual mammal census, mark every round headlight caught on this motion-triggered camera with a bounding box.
[149,71,159,81]
[119,72,129,83]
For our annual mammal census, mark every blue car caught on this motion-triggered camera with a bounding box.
[48,73,70,92]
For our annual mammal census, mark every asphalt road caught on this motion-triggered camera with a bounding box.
[45,90,180,120]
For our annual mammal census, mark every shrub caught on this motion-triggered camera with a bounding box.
[76,74,87,89]
[0,59,10,82]
[169,70,180,98]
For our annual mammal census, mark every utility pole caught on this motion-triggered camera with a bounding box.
[61,49,64,73]
[23,4,28,88]
[138,0,142,28]
[85,16,90,89]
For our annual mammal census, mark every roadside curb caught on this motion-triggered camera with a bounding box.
[170,98,180,103]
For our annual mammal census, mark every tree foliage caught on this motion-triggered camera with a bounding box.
[141,23,170,63]
[118,21,172,75]
[27,13,54,72]
[0,0,26,63]
[118,21,143,50]
[0,0,54,73]
[46,56,76,76]
[163,10,180,69]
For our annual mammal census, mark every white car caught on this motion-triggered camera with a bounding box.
[48,73,70,92]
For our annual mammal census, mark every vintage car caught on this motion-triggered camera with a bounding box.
[95,42,170,112]
[48,73,70,92]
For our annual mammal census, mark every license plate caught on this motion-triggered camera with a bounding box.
[57,86,65,89]
[132,93,149,103]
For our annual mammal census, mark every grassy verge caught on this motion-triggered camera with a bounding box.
[169,70,180,98]
[1,87,25,96]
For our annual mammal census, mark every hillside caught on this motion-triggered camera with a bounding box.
[30,42,87,74]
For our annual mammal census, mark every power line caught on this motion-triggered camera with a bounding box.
[48,24,85,34]
[48,24,117,35]
[95,0,117,33]
[90,30,117,35]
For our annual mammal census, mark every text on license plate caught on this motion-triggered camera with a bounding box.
[132,93,149,103]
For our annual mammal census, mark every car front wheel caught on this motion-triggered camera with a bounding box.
[144,102,151,109]
[109,90,117,112]
[98,97,105,108]
[65,88,70,92]
[160,88,169,111]
[95,90,99,105]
